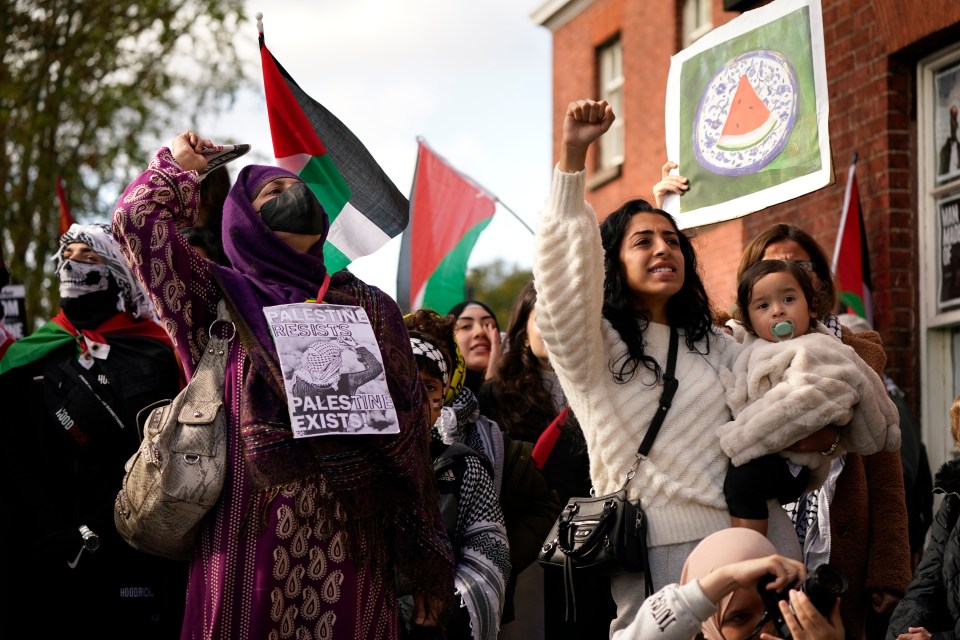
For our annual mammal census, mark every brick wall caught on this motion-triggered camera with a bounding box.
[543,0,960,415]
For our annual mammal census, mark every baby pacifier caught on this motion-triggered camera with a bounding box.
[770,320,795,342]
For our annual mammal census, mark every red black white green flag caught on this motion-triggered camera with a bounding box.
[396,138,496,313]
[258,26,407,273]
[57,176,74,236]
[831,157,874,326]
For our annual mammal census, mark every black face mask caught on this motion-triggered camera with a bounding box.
[258,182,327,235]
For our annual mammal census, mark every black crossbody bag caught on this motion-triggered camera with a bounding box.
[538,326,679,621]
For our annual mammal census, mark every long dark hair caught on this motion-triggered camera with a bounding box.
[600,199,714,382]
[487,281,559,441]
[737,223,838,320]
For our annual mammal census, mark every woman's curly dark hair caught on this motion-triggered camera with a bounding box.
[600,199,714,383]
[486,280,559,442]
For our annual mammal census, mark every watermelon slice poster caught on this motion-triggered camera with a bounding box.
[663,0,832,228]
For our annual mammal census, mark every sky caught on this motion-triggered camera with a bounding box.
[195,0,554,301]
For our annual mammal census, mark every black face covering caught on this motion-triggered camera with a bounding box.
[258,182,327,235]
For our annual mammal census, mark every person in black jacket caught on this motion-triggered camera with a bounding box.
[402,328,509,640]
[0,224,186,637]
[479,280,616,636]
[406,308,562,633]
[887,395,960,640]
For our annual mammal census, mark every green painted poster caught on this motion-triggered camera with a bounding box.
[664,0,832,228]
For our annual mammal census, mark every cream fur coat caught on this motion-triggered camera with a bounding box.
[718,323,900,481]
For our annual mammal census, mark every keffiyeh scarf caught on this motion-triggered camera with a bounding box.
[54,223,155,320]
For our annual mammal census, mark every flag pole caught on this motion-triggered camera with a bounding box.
[494,199,535,235]
[831,151,858,271]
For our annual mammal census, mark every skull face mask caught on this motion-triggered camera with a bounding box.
[58,260,112,299]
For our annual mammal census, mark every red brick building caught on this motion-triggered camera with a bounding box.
[533,0,960,469]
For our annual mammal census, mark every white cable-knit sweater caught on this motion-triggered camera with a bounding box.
[532,166,740,549]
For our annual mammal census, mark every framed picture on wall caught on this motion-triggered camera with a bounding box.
[663,0,832,228]
[939,192,960,313]
[936,61,960,185]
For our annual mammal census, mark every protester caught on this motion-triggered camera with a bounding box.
[0,223,186,637]
[449,299,502,394]
[838,313,934,575]
[197,164,231,264]
[721,260,900,536]
[112,131,455,639]
[478,280,615,635]
[613,528,844,640]
[531,99,799,636]
[404,324,510,640]
[0,242,15,358]
[887,395,960,640]
[655,164,914,640]
[737,224,912,640]
[406,308,560,634]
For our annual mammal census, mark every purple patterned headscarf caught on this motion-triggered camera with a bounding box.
[210,164,330,358]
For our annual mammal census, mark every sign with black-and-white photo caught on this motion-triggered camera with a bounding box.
[939,193,960,312]
[264,303,399,438]
[1,284,28,338]
[936,61,960,185]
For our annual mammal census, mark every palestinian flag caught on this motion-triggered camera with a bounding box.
[831,156,874,326]
[396,138,496,313]
[259,29,408,273]
[57,176,74,236]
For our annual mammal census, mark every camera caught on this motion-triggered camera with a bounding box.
[757,565,847,639]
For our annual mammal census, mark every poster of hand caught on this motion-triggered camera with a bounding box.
[663,0,833,228]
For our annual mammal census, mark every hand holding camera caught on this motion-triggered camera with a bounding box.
[758,565,847,640]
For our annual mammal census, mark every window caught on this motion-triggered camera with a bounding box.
[598,38,624,174]
[683,0,713,48]
[919,45,960,471]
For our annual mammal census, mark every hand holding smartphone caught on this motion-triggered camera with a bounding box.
[199,143,251,178]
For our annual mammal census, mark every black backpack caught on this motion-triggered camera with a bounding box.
[433,442,492,542]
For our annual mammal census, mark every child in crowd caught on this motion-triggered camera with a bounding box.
[402,322,510,640]
[720,259,900,535]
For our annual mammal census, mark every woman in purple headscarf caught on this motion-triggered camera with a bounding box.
[113,131,455,639]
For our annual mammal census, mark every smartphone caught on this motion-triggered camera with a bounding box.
[199,144,251,177]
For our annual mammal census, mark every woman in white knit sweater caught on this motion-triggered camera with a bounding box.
[532,99,775,636]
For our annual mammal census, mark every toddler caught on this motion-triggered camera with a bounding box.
[720,259,899,535]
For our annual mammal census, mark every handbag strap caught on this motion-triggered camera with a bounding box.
[638,326,679,456]
[183,300,234,402]
[623,326,679,486]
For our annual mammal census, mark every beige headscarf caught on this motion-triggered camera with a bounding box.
[680,528,778,640]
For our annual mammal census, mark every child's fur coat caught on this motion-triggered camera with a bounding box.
[718,323,900,487]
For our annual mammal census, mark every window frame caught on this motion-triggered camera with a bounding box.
[919,44,960,472]
[592,36,625,188]
[682,0,713,48]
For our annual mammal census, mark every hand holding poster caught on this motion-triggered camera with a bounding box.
[664,0,832,228]
[264,303,400,437]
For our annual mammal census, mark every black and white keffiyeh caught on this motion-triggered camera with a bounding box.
[54,223,154,320]
[782,313,844,566]
[410,336,449,387]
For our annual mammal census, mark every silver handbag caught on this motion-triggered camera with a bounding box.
[114,300,233,561]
